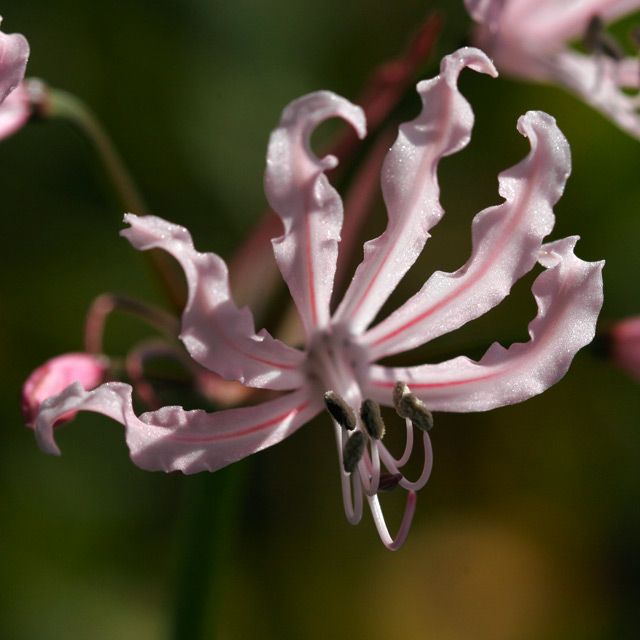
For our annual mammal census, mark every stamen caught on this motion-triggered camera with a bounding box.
[393,381,433,432]
[584,15,624,61]
[334,422,363,524]
[324,390,356,430]
[378,431,433,492]
[367,491,417,551]
[360,398,386,439]
[343,431,365,473]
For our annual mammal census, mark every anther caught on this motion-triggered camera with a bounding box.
[343,431,365,473]
[324,390,356,431]
[393,381,434,432]
[360,398,386,439]
[584,15,624,61]
[378,472,403,492]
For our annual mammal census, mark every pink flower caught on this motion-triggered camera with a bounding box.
[609,316,640,379]
[32,48,604,549]
[22,353,107,427]
[0,17,30,139]
[466,0,640,138]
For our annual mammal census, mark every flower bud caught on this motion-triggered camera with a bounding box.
[609,317,640,381]
[21,353,107,427]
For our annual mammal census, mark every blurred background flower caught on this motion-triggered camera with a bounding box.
[1,1,639,638]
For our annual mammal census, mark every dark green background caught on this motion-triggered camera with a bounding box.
[1,1,639,638]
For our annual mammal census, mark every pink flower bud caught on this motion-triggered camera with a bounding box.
[22,353,107,427]
[610,317,640,381]
[0,19,30,139]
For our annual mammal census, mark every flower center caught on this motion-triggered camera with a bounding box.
[304,325,367,407]
[305,326,435,549]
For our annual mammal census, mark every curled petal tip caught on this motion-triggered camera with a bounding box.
[538,235,579,266]
[516,110,572,182]
[518,110,557,132]
[441,46,498,78]
[539,237,605,291]
[279,90,366,141]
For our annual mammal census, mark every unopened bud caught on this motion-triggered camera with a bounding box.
[21,353,108,427]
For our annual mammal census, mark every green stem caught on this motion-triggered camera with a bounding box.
[46,88,186,310]
[170,466,245,640]
[48,88,147,214]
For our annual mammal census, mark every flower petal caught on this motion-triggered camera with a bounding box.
[526,1,640,44]
[121,214,306,390]
[549,50,640,139]
[365,237,604,412]
[363,110,570,359]
[467,1,640,45]
[264,91,366,336]
[35,381,320,474]
[334,48,498,334]
[0,23,28,103]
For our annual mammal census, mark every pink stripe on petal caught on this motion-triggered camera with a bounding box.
[365,237,604,412]
[334,48,498,334]
[35,381,320,474]
[121,215,305,390]
[364,110,570,359]
[265,92,366,337]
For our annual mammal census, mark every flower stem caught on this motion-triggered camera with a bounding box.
[170,466,245,640]
[48,88,147,214]
[45,87,186,310]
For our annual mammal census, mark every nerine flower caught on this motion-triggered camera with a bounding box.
[465,0,640,138]
[0,17,29,139]
[33,48,604,549]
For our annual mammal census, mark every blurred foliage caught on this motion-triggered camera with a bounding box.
[1,1,639,639]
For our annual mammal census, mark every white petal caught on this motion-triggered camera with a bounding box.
[365,238,604,412]
[363,111,570,359]
[121,215,305,390]
[35,381,320,474]
[334,48,497,334]
[265,91,366,336]
[551,50,640,140]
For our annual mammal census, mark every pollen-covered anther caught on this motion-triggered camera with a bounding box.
[583,15,624,61]
[324,390,356,430]
[393,381,434,432]
[360,398,386,439]
[343,431,365,474]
